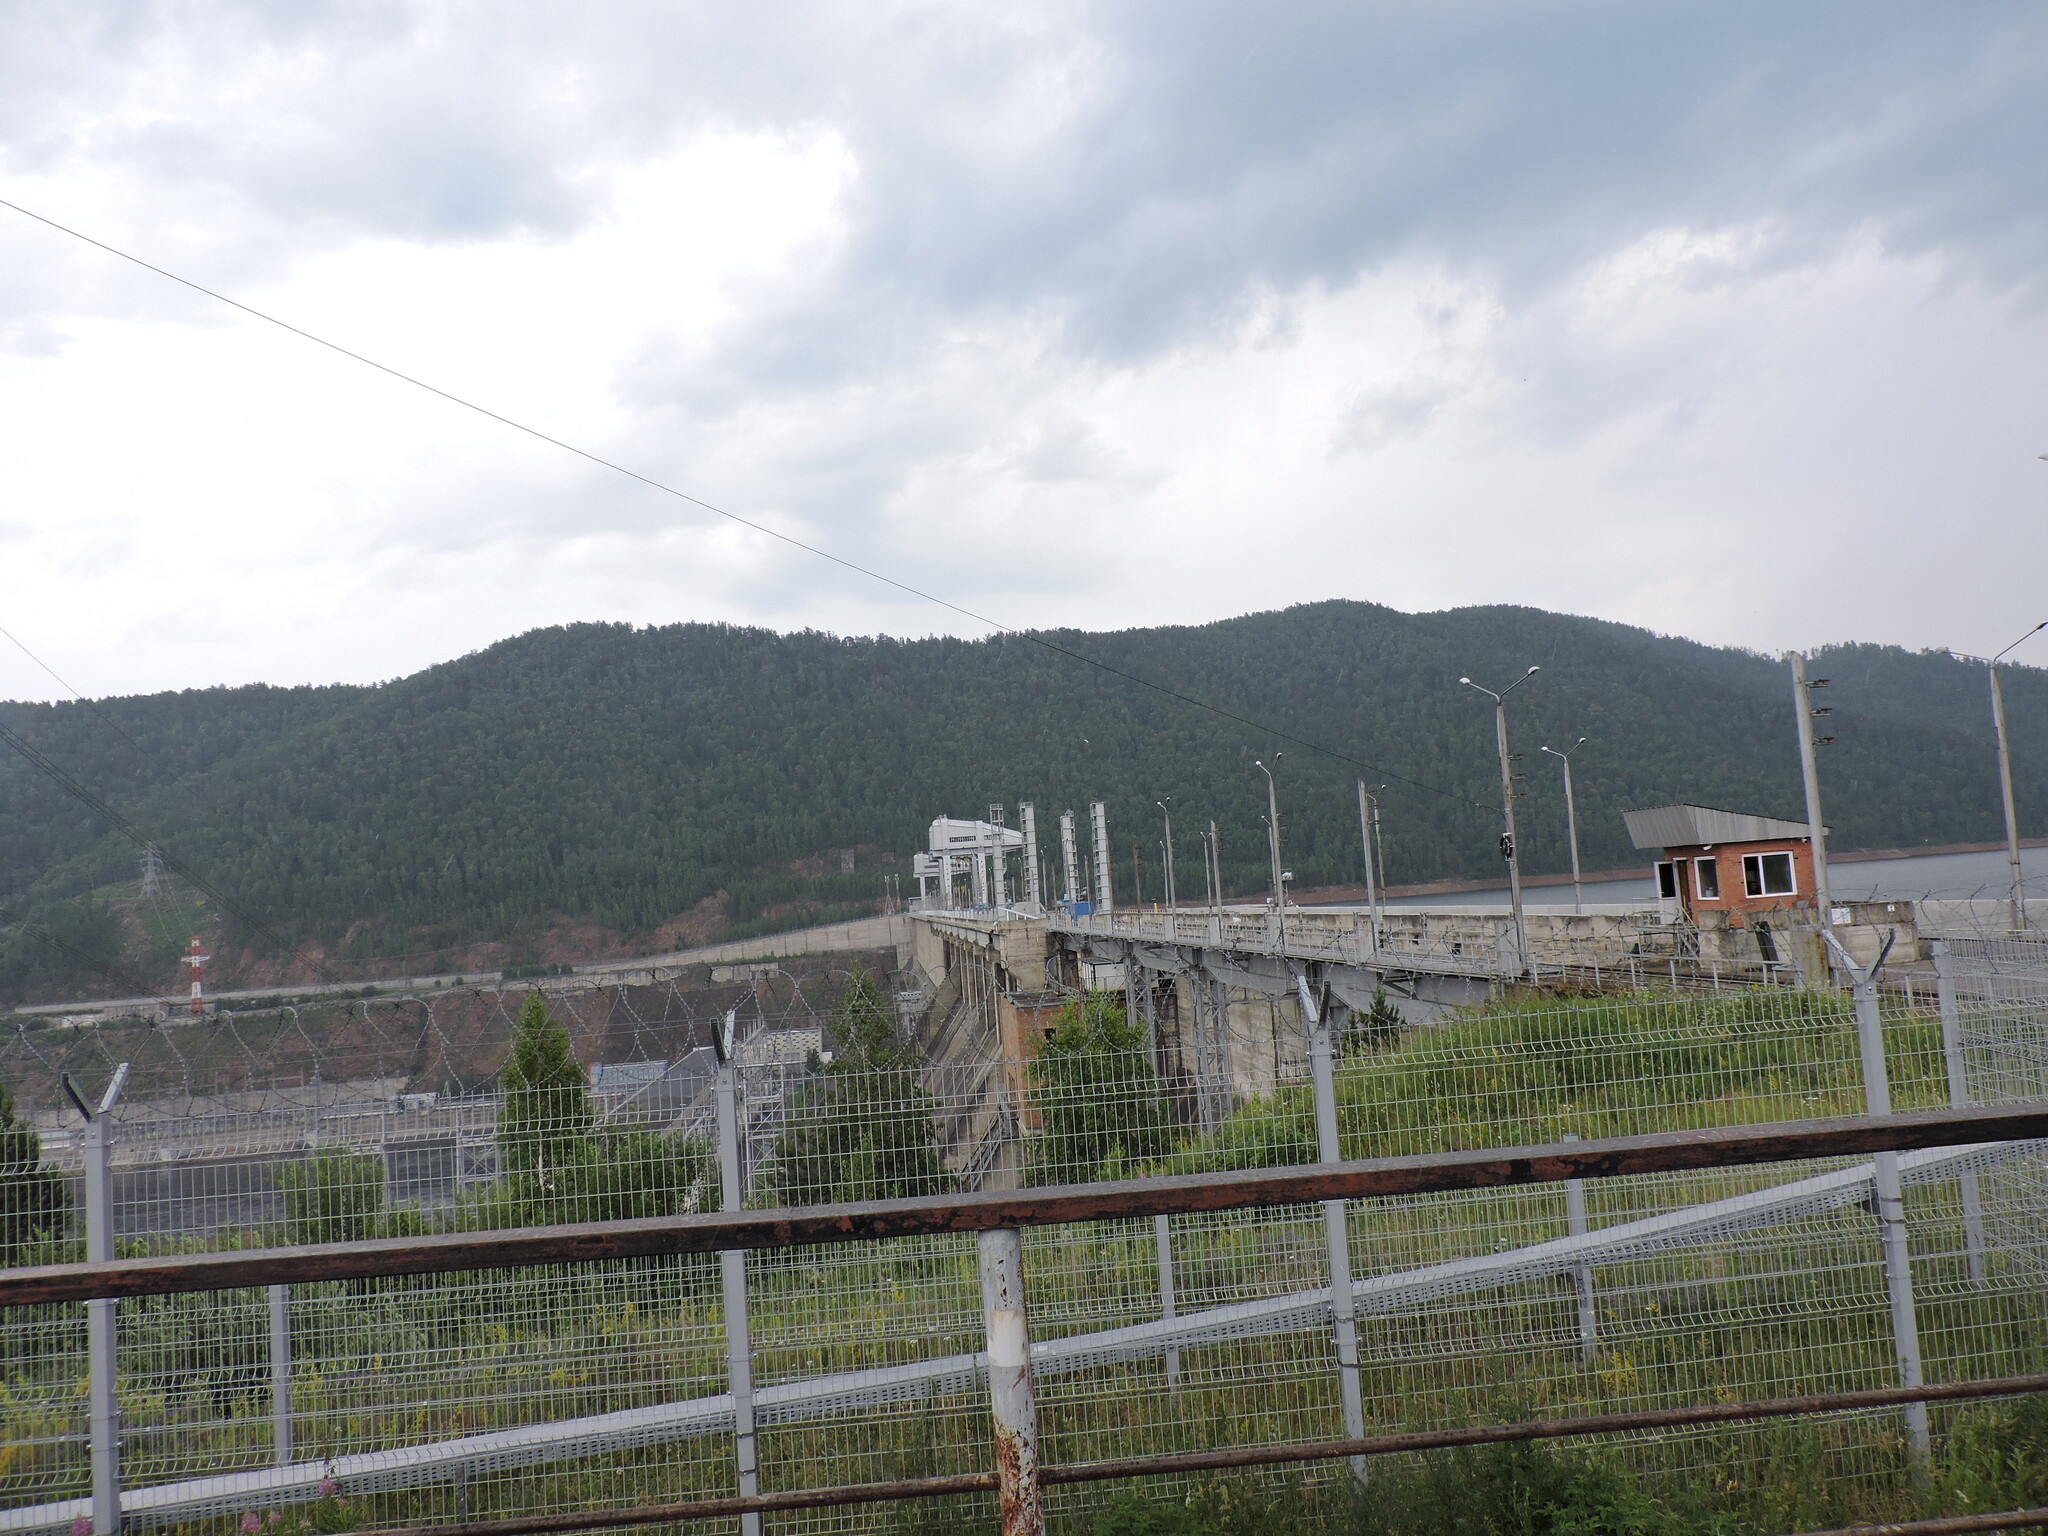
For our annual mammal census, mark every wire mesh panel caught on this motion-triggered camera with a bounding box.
[1,972,2044,1536]
[0,1304,86,1515]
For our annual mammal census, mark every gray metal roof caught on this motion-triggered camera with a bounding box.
[1621,803,1815,851]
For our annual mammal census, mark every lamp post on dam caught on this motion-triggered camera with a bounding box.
[1460,667,1541,978]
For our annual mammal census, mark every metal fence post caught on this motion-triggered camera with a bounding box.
[1932,941,1987,1282]
[979,1227,1043,1536]
[714,1034,761,1536]
[1152,1214,1180,1389]
[1833,937,1930,1461]
[269,1285,292,1465]
[1296,977,1367,1474]
[1561,1134,1597,1364]
[71,1065,128,1536]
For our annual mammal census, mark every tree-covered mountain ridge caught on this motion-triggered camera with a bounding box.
[0,599,2040,1000]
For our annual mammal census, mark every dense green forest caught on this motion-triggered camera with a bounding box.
[0,600,2041,999]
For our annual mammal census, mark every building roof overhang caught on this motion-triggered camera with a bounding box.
[1621,803,1816,852]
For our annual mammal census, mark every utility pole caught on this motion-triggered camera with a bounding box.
[1356,782,1384,952]
[1255,758,1286,953]
[1986,622,2045,932]
[1156,800,1177,910]
[1788,653,1836,929]
[1540,738,1589,916]
[1208,822,1224,918]
[1460,669,1540,978]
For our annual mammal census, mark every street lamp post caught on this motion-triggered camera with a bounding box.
[1460,668,1541,979]
[1540,738,1590,916]
[1989,622,2046,932]
[1254,757,1286,953]
[1156,799,1177,911]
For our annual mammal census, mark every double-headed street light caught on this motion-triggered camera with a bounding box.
[1540,737,1590,916]
[1460,667,1541,978]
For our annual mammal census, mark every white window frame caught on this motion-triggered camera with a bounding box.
[1741,850,1797,898]
[1693,856,1720,900]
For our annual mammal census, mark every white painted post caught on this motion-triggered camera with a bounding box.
[1153,1213,1181,1389]
[73,1064,129,1536]
[1830,934,1929,1460]
[1932,941,1986,1282]
[978,1228,1043,1536]
[1297,976,1366,1475]
[713,1030,761,1536]
[269,1285,292,1465]
[1560,1134,1596,1364]
[84,1115,119,1536]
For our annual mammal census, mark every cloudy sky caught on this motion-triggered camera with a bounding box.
[2,2,2045,701]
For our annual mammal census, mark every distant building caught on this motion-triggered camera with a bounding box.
[1621,804,1819,931]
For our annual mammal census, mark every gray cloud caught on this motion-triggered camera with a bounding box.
[1,0,2045,697]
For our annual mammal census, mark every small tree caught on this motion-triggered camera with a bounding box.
[487,992,716,1225]
[0,1083,71,1261]
[1026,991,1178,1184]
[768,966,949,1205]
[1346,986,1406,1054]
[497,991,596,1213]
[277,1147,386,1246]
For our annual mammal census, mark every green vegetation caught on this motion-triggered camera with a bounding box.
[1027,992,1178,1183]
[1,602,2044,995]
[1071,1394,2048,1535]
[276,1149,388,1247]
[0,1082,69,1262]
[1169,987,1946,1174]
[1,986,2039,1535]
[473,991,716,1226]
[0,896,124,998]
[767,965,951,1204]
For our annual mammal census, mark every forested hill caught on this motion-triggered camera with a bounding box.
[0,600,2042,999]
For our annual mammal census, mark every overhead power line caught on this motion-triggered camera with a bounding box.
[0,196,1482,810]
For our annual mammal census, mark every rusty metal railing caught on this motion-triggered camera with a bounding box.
[7,1104,2048,1536]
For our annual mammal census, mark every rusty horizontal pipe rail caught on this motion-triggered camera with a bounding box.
[233,1373,2048,1536]
[3,1103,2044,1306]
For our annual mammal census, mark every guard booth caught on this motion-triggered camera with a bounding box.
[1621,804,1819,956]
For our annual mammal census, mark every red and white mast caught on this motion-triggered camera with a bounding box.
[182,936,209,1015]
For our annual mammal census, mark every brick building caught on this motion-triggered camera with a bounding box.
[1621,803,1819,928]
